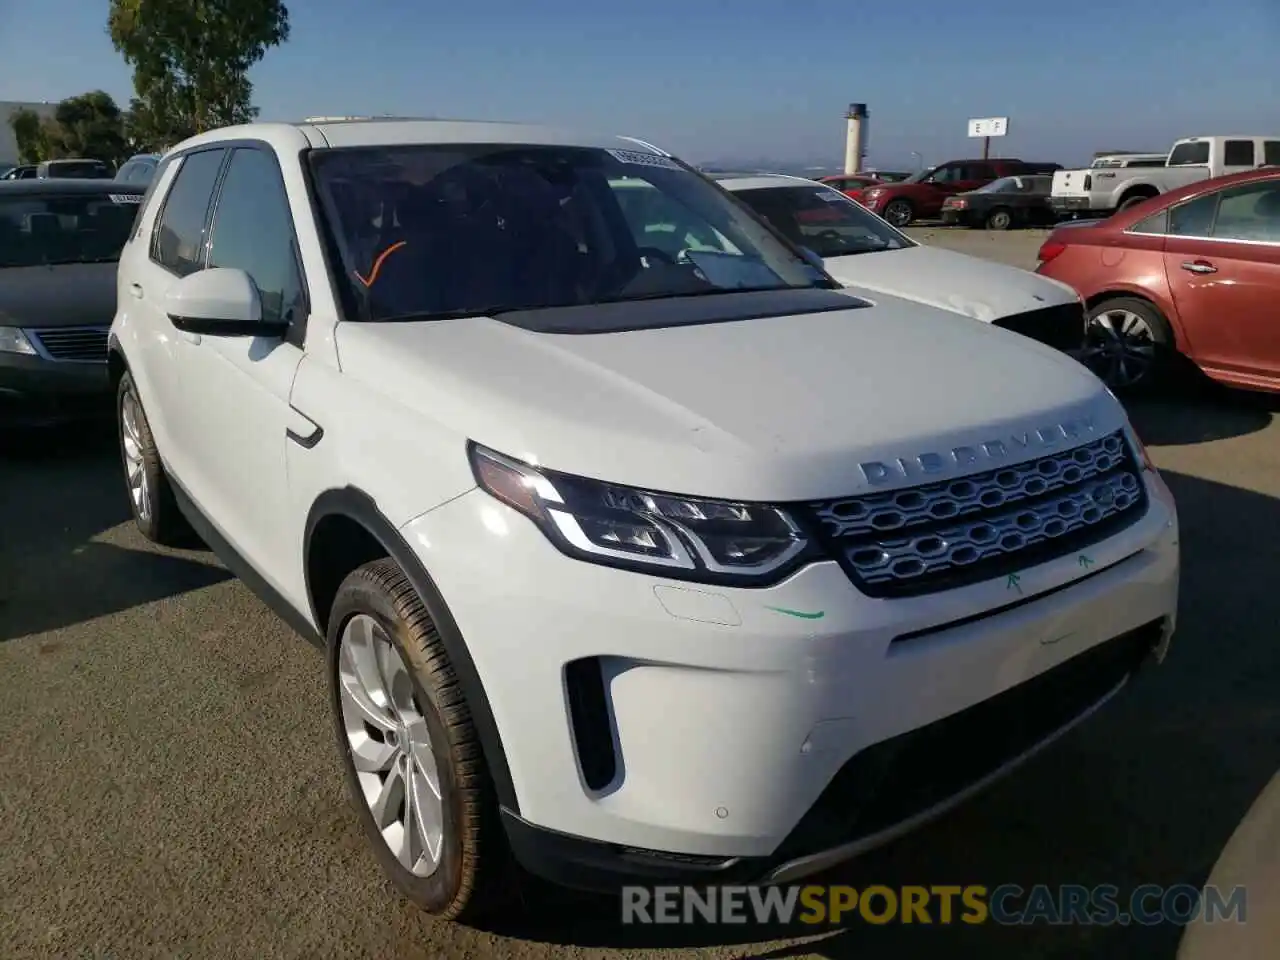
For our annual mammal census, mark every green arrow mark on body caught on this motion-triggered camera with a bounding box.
[1007,573,1023,594]
[765,605,826,620]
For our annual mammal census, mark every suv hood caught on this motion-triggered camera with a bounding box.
[335,297,1124,502]
[824,244,1078,322]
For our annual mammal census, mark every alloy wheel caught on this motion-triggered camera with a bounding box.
[120,390,151,523]
[883,201,912,227]
[1080,308,1157,389]
[337,613,445,877]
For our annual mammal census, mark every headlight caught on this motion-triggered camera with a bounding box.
[0,326,37,356]
[1125,424,1156,472]
[865,189,884,200]
[469,442,818,584]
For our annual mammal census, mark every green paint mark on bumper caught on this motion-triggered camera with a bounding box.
[765,605,825,620]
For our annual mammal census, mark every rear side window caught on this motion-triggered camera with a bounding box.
[1168,193,1219,237]
[1210,182,1280,243]
[1168,141,1210,166]
[151,148,227,276]
[1223,140,1256,166]
[1264,141,1280,166]
[1130,209,1169,235]
[205,147,307,326]
[0,192,142,267]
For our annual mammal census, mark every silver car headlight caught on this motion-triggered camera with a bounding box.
[0,326,37,356]
[469,442,819,584]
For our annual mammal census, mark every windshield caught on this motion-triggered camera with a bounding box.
[308,143,833,322]
[902,166,935,184]
[732,184,913,258]
[0,192,141,267]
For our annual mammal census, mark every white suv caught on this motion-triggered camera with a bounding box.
[108,119,1180,922]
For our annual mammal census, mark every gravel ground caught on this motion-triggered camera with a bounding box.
[2,227,1278,960]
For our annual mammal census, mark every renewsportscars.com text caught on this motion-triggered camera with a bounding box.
[621,883,1247,926]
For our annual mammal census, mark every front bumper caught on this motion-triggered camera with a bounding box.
[0,351,111,426]
[401,470,1179,890]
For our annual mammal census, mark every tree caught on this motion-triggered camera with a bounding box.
[8,107,49,164]
[42,91,130,164]
[108,0,290,141]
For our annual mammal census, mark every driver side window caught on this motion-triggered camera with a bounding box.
[929,164,963,184]
[206,147,306,327]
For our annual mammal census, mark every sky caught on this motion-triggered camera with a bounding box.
[1,0,1276,170]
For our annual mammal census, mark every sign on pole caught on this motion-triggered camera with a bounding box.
[967,117,1008,138]
[967,117,1009,160]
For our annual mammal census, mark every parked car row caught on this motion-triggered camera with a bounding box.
[1,153,162,184]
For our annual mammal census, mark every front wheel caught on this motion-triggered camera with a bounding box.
[1079,297,1175,393]
[328,558,514,922]
[117,371,191,545]
[882,199,914,227]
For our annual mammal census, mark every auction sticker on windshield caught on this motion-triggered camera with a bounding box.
[607,149,681,169]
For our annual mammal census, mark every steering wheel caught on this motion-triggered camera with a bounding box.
[814,229,844,243]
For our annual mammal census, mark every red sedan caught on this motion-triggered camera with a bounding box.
[1036,167,1280,393]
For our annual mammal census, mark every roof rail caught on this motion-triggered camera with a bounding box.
[617,136,671,157]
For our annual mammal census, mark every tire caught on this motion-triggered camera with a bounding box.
[328,558,513,922]
[985,207,1013,231]
[882,199,914,227]
[1081,296,1177,394]
[116,371,191,545]
[1118,192,1156,212]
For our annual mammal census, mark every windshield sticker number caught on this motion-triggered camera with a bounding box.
[607,149,680,170]
[109,194,142,204]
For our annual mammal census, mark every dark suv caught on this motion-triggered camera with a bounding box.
[861,159,1062,227]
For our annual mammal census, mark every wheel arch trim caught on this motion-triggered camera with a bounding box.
[303,486,520,813]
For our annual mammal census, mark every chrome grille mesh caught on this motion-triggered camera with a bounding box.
[808,431,1146,597]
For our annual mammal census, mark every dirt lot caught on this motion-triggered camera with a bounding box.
[3,227,1278,960]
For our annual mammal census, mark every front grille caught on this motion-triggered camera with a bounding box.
[807,430,1147,598]
[992,302,1087,352]
[770,618,1164,863]
[29,326,110,363]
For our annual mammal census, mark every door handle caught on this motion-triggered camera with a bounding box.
[180,331,201,345]
[128,282,144,299]
[1181,260,1217,274]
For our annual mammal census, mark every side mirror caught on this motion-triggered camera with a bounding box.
[798,246,824,270]
[164,267,286,337]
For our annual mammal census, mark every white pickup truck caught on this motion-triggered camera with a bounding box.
[1050,135,1280,218]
